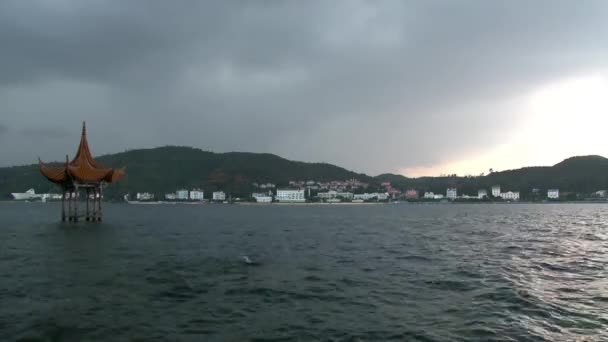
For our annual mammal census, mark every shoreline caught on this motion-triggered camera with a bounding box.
[2,200,607,205]
[237,202,384,206]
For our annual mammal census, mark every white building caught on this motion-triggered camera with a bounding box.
[318,191,354,200]
[176,189,189,200]
[165,193,177,200]
[548,189,559,199]
[377,193,389,201]
[478,189,488,199]
[595,190,608,198]
[433,194,445,200]
[136,192,155,201]
[212,191,226,201]
[354,193,375,201]
[275,189,306,202]
[337,192,354,200]
[500,191,520,201]
[446,188,457,199]
[424,192,435,199]
[189,190,204,201]
[318,190,337,199]
[252,193,272,203]
[492,185,501,198]
[353,192,389,201]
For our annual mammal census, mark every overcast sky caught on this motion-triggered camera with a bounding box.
[1,1,607,176]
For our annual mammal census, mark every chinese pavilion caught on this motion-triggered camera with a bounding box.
[39,122,126,222]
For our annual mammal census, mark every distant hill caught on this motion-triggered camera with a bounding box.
[375,155,608,197]
[1,148,607,201]
[483,155,608,196]
[0,146,371,200]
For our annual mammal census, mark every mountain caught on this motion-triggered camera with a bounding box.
[375,155,608,197]
[0,146,371,200]
[1,148,607,201]
[484,155,608,196]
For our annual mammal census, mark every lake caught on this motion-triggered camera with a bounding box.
[1,203,607,341]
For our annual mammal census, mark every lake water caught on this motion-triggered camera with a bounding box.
[1,203,607,341]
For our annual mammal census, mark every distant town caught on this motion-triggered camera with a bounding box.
[10,179,608,204]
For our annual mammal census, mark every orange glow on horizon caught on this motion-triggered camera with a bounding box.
[398,73,608,178]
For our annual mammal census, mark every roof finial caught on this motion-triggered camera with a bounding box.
[82,121,86,136]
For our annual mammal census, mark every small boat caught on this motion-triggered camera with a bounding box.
[11,189,38,200]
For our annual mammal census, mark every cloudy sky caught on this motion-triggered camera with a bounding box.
[1,1,607,176]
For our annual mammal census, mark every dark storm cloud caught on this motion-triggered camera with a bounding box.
[0,1,607,174]
[21,126,69,139]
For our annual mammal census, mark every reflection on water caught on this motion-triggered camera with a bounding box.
[0,203,607,341]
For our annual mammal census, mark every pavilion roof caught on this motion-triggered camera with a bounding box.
[39,122,126,185]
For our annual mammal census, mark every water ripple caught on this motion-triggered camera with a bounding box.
[1,203,607,340]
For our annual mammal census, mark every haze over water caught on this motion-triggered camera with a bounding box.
[1,203,607,341]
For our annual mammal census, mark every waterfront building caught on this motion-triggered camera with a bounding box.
[189,189,204,201]
[319,191,354,200]
[46,194,63,200]
[252,193,272,203]
[275,189,306,202]
[478,189,488,199]
[500,191,520,201]
[176,189,189,200]
[353,193,373,201]
[377,193,389,201]
[212,191,226,201]
[39,122,125,222]
[353,192,388,201]
[318,190,337,199]
[446,188,457,199]
[548,189,560,199]
[595,190,608,198]
[136,192,155,201]
[424,192,435,199]
[433,194,444,200]
[50,194,63,201]
[492,185,501,197]
[165,193,177,200]
[387,188,401,198]
[336,191,347,199]
[405,189,418,199]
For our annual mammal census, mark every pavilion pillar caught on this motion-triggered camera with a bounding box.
[61,189,66,222]
[98,183,103,222]
[92,188,97,221]
[68,189,73,221]
[74,184,79,222]
[86,188,90,221]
